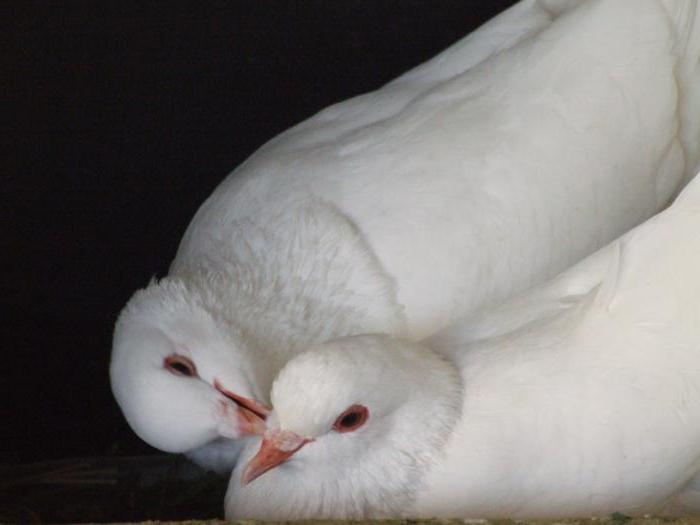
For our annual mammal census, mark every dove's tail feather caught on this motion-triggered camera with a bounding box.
[389,0,585,89]
[659,467,700,514]
[663,0,700,182]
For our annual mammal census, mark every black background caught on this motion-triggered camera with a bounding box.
[5,1,517,465]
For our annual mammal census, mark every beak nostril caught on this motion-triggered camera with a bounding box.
[242,430,311,485]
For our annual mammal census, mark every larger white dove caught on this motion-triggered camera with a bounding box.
[111,0,700,473]
[229,169,700,520]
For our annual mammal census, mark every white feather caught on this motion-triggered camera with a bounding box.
[227,171,700,519]
[111,0,700,472]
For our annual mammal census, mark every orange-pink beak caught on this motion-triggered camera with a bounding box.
[242,429,312,485]
[215,380,271,436]
[236,402,268,435]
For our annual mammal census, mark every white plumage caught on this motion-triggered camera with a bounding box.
[111,0,700,473]
[228,170,700,520]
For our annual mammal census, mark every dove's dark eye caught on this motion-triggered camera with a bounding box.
[333,404,369,433]
[164,355,197,377]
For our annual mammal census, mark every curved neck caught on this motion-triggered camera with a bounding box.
[176,200,409,369]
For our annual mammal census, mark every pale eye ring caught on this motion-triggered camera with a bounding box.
[164,355,197,377]
[333,404,369,433]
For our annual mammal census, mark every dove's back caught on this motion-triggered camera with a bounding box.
[175,0,700,341]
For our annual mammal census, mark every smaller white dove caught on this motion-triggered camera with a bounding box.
[227,170,700,519]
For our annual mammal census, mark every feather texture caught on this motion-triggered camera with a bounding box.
[228,171,700,519]
[111,0,700,473]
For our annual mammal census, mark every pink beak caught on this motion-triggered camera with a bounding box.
[241,429,312,485]
[236,403,268,435]
[215,380,271,436]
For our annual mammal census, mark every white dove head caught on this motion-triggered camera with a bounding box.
[110,277,271,456]
[227,334,462,520]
